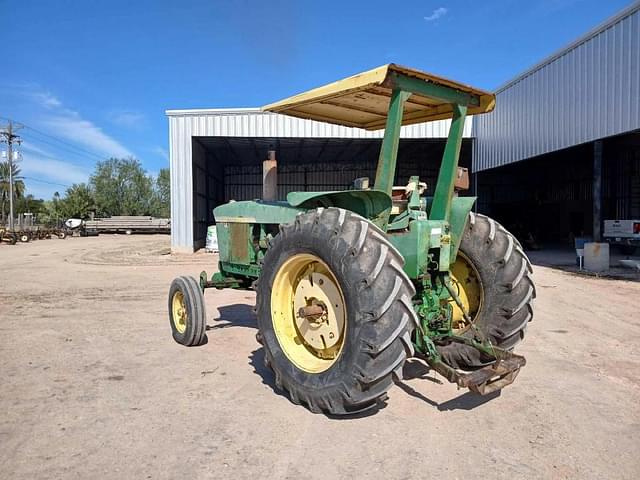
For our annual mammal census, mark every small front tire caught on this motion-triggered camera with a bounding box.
[168,276,208,346]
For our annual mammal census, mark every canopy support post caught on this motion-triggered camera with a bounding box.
[430,104,468,222]
[374,89,410,200]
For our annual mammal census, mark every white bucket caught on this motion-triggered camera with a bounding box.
[205,226,219,253]
[584,242,609,272]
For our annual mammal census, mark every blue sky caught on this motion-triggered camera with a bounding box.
[0,0,633,198]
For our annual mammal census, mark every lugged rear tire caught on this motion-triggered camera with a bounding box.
[438,212,535,369]
[256,207,418,415]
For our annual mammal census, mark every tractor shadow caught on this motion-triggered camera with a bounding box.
[227,311,494,416]
[397,358,501,411]
[248,348,290,403]
[206,304,257,331]
[248,348,386,420]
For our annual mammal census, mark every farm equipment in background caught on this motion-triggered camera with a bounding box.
[0,225,69,245]
[16,230,32,243]
[31,226,68,240]
[0,228,17,245]
[167,64,535,415]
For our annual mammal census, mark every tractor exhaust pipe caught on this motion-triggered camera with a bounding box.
[263,150,277,201]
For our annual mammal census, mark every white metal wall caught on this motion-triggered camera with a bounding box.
[167,109,473,252]
[473,2,640,172]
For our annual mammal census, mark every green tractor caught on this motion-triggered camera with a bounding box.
[168,64,535,415]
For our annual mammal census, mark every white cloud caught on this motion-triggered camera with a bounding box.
[0,83,60,109]
[11,85,134,159]
[19,133,93,198]
[21,155,91,186]
[19,148,92,198]
[153,146,169,162]
[424,7,447,22]
[42,111,133,158]
[20,142,54,158]
[108,109,146,129]
[32,91,62,109]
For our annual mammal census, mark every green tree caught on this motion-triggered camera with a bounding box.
[0,160,26,222]
[37,192,63,226]
[153,168,170,218]
[60,183,95,219]
[91,158,154,216]
[15,194,46,216]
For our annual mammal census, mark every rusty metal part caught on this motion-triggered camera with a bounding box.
[298,304,326,320]
[454,167,469,191]
[424,348,526,396]
[462,355,525,395]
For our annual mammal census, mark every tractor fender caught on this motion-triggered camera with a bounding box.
[213,200,304,225]
[423,195,476,260]
[286,190,392,228]
[448,196,477,260]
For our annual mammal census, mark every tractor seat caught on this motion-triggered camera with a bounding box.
[391,180,427,215]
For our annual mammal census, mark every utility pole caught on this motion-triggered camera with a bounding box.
[1,120,22,231]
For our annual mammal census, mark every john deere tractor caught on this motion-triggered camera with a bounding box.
[168,64,535,415]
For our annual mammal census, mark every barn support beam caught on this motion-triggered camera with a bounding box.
[593,140,603,241]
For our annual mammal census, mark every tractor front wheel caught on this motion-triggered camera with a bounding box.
[168,276,207,346]
[439,213,535,369]
[256,208,418,415]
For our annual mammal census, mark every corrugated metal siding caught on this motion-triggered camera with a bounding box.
[167,109,472,251]
[473,3,640,172]
[167,109,473,139]
[169,115,194,252]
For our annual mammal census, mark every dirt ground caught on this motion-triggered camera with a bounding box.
[1,235,639,479]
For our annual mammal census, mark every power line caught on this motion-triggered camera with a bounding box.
[22,126,105,160]
[0,115,107,160]
[22,176,71,188]
[18,133,98,170]
[19,131,92,157]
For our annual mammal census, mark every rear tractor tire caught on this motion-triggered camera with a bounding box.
[168,276,207,346]
[256,208,418,415]
[439,212,535,369]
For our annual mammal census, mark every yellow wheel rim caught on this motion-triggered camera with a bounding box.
[450,251,483,333]
[172,291,188,334]
[271,254,347,373]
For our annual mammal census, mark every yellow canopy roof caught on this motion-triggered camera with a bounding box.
[262,64,495,130]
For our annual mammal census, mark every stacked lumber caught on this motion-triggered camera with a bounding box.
[84,216,170,234]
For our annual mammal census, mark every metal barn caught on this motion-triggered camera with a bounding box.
[472,2,640,243]
[167,109,473,252]
[167,2,640,253]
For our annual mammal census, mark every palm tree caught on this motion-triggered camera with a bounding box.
[0,161,25,224]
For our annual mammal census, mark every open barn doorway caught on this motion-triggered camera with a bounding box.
[190,136,472,250]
